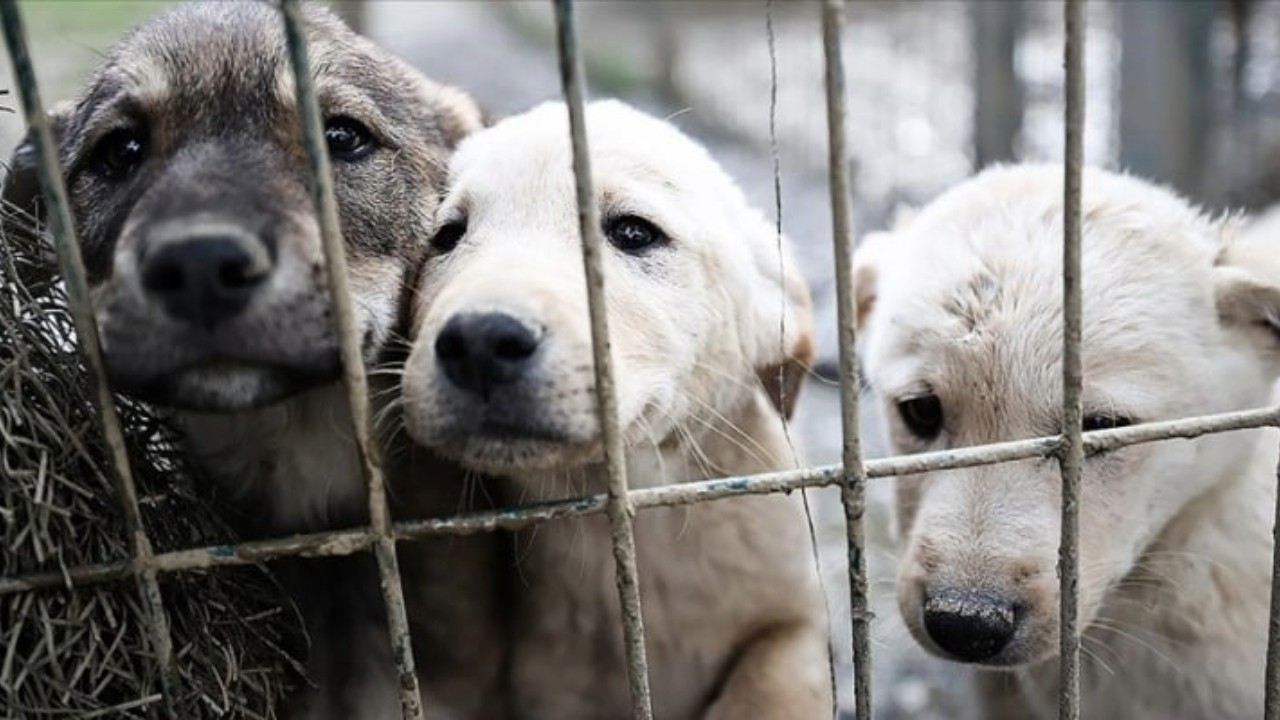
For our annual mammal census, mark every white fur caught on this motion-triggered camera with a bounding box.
[401,100,831,718]
[855,164,1280,718]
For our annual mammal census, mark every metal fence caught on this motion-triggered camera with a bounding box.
[1,1,1278,719]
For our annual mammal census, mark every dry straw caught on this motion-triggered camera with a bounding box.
[0,174,303,718]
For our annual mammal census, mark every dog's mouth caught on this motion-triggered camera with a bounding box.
[423,411,602,474]
[473,417,573,443]
[110,355,341,411]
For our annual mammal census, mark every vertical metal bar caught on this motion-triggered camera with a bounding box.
[277,3,422,718]
[0,1,179,715]
[821,1,872,717]
[1059,0,1086,718]
[551,1,655,718]
[1265,443,1280,719]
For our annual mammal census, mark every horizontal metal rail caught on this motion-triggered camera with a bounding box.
[6,404,1277,597]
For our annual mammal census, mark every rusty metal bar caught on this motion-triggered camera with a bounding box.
[1059,0,1086,717]
[551,1,655,717]
[5,405,1280,597]
[0,1,179,713]
[1267,445,1280,719]
[276,2,422,717]
[820,0,872,716]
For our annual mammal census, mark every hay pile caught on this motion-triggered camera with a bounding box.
[0,216,304,716]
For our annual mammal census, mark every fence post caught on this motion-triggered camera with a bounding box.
[1117,0,1214,197]
[970,0,1023,168]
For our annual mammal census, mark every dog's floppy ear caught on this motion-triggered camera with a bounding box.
[1215,217,1280,368]
[744,217,814,420]
[851,230,894,332]
[1215,265,1280,359]
[2,104,71,288]
[3,128,44,234]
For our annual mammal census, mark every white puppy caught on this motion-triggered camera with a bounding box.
[400,100,832,719]
[854,164,1280,719]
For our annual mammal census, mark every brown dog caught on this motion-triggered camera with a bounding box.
[3,4,499,717]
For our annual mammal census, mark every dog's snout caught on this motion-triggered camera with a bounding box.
[141,235,270,329]
[435,312,540,398]
[921,588,1018,663]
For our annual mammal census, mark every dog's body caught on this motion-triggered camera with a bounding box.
[3,4,498,717]
[400,100,832,719]
[853,164,1280,718]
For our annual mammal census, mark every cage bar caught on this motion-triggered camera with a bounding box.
[2,4,1276,719]
[551,1,655,717]
[1059,1,1086,717]
[276,2,423,717]
[4,405,1280,597]
[820,0,874,716]
[0,1,179,714]
[1268,445,1280,719]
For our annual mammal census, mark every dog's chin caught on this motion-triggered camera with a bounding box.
[112,360,340,412]
[435,428,602,475]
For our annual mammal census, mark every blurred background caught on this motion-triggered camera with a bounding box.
[5,1,1280,717]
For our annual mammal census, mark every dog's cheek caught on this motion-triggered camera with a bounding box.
[332,158,419,259]
[69,174,139,284]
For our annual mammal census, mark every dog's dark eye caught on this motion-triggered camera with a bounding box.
[324,117,375,162]
[430,218,467,254]
[88,127,147,180]
[1082,413,1133,432]
[897,393,944,441]
[605,215,666,254]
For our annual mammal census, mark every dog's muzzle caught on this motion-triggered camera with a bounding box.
[140,225,273,329]
[921,586,1019,663]
[434,311,542,401]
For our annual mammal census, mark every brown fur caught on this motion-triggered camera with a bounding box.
[2,4,498,717]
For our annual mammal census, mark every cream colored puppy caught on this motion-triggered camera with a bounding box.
[401,100,832,719]
[855,164,1280,719]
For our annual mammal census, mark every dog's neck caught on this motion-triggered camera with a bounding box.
[504,388,796,503]
[175,382,376,537]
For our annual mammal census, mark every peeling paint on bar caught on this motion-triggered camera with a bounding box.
[551,1,654,717]
[1059,2,1086,716]
[277,2,422,717]
[1267,446,1280,720]
[821,1,873,716]
[7,407,1275,599]
[0,1,179,713]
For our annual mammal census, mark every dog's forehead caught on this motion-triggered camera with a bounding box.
[80,4,406,133]
[452,101,722,209]
[103,3,286,105]
[871,166,1221,414]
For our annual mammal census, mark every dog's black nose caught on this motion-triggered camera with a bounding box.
[435,312,540,399]
[922,588,1017,663]
[141,236,269,329]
